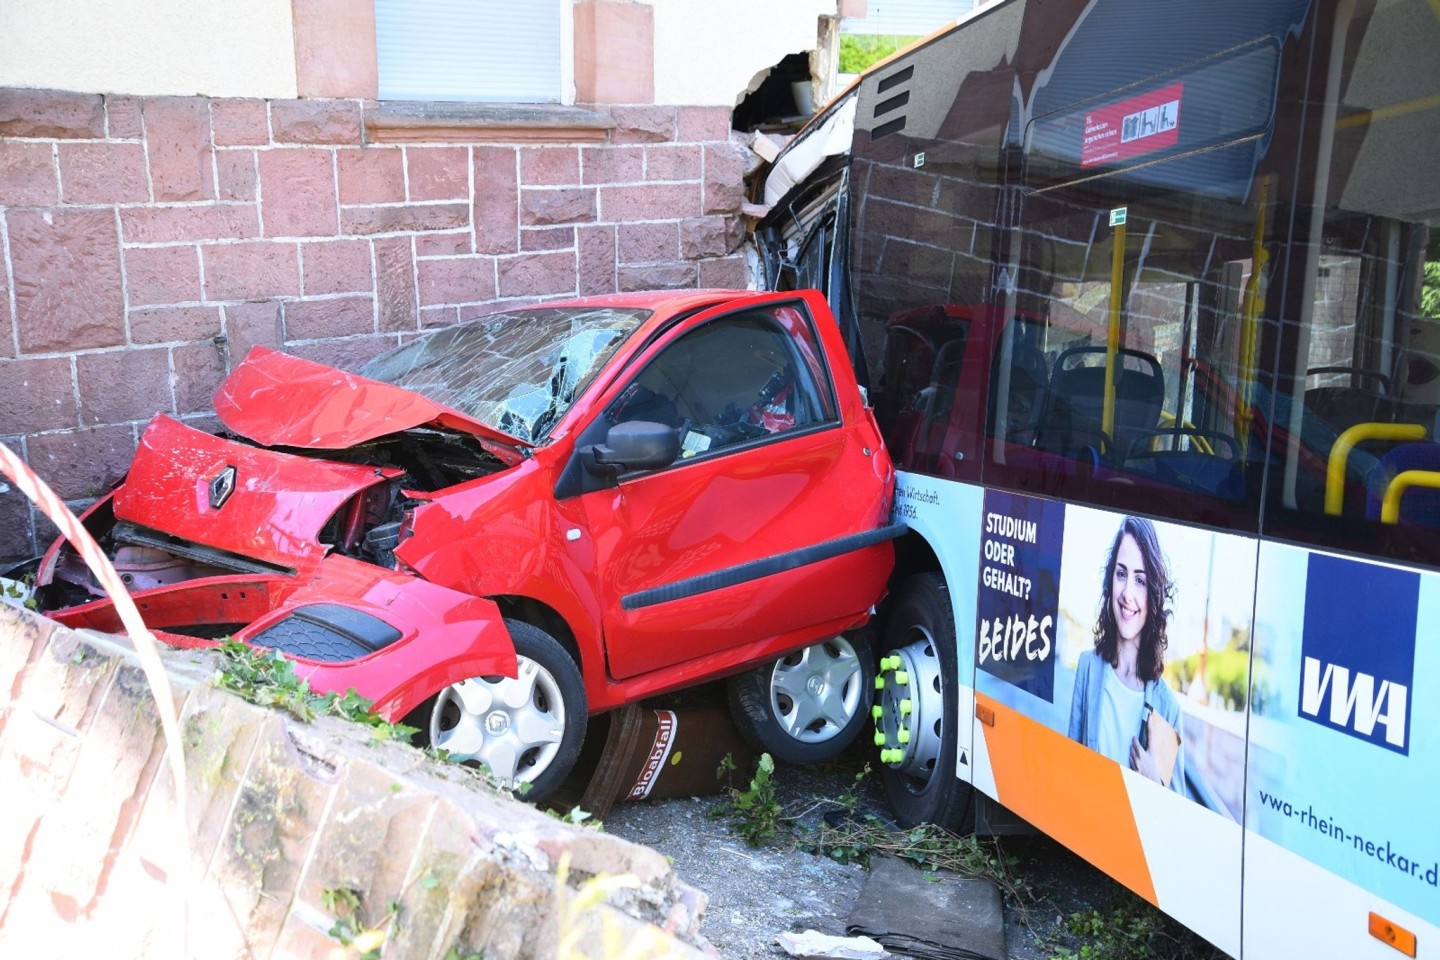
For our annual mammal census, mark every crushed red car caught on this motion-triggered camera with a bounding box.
[35,289,898,798]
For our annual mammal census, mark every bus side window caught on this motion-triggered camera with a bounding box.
[1261,0,1440,567]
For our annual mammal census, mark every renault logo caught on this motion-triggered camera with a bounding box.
[208,465,237,510]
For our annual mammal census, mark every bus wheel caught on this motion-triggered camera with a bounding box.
[727,632,875,765]
[876,573,972,831]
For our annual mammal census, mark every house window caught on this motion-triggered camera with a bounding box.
[375,0,572,103]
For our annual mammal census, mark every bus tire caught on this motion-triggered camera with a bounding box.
[880,572,973,831]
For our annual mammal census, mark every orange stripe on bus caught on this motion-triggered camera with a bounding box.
[977,693,1157,904]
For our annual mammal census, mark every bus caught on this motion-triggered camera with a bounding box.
[754,1,1439,956]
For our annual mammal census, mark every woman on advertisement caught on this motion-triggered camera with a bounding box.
[1068,516,1184,792]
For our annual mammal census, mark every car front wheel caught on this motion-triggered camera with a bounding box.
[415,619,586,802]
[727,632,874,765]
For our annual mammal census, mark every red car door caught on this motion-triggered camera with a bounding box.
[572,290,896,680]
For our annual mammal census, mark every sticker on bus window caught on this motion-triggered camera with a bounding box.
[975,496,1258,820]
[975,491,1065,702]
[1081,82,1184,168]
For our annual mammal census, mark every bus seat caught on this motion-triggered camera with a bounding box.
[1304,386,1392,435]
[1364,441,1440,529]
[1037,347,1164,462]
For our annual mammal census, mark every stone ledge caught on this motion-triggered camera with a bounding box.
[0,604,709,958]
[366,102,616,144]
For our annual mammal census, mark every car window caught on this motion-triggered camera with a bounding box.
[606,306,838,461]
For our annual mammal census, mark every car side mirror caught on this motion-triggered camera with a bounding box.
[581,421,680,477]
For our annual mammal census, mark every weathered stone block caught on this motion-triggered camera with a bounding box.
[103,95,144,139]
[271,98,363,146]
[0,140,59,206]
[202,241,301,301]
[0,357,78,433]
[341,203,470,236]
[677,106,731,144]
[259,148,339,238]
[76,347,173,424]
[406,146,469,201]
[144,97,215,202]
[121,204,261,244]
[645,144,702,183]
[285,296,375,341]
[301,238,373,297]
[129,305,223,344]
[618,263,696,292]
[10,208,124,352]
[678,217,730,260]
[698,255,752,290]
[521,226,576,252]
[337,147,405,204]
[211,98,271,147]
[290,335,397,372]
[611,105,677,144]
[223,300,284,365]
[25,427,136,501]
[124,244,203,307]
[172,340,228,413]
[498,251,577,299]
[59,141,149,204]
[0,89,104,139]
[599,183,701,222]
[418,257,498,306]
[473,145,519,255]
[581,145,644,186]
[522,146,581,186]
[703,143,745,215]
[521,187,597,227]
[578,224,617,296]
[373,236,417,332]
[215,148,258,202]
[618,221,679,264]
[415,231,473,257]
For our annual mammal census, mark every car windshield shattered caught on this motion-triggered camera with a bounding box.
[360,306,650,445]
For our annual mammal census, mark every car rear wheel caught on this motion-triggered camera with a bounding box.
[417,619,586,802]
[727,632,874,765]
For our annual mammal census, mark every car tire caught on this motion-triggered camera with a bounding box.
[727,632,875,765]
[411,619,586,802]
[878,573,973,831]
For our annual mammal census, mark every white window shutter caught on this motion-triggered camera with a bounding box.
[376,0,563,103]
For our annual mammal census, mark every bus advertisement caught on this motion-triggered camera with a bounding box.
[756,0,1439,956]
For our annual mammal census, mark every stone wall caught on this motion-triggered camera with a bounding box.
[0,87,752,564]
[0,604,709,958]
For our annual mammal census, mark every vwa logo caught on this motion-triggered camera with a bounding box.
[1300,657,1409,752]
[1297,554,1417,757]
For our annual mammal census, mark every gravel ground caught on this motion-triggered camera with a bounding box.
[600,729,1114,960]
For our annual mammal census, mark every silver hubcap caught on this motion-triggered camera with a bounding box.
[431,656,566,787]
[876,627,945,783]
[767,636,864,744]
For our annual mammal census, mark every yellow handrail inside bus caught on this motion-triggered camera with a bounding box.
[1102,218,1127,442]
[1323,422,1427,516]
[1152,412,1217,455]
[1236,178,1271,457]
[1381,470,1440,524]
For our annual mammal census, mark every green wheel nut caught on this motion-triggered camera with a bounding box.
[898,728,911,744]
[872,705,883,719]
[899,699,912,716]
[895,670,909,685]
[874,676,886,690]
[874,731,886,746]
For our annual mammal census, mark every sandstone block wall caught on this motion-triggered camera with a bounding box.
[0,605,710,958]
[0,87,753,564]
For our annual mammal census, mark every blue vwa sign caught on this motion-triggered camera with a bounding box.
[1299,555,1416,755]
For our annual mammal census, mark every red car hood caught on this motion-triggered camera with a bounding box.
[115,415,404,568]
[215,346,527,457]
